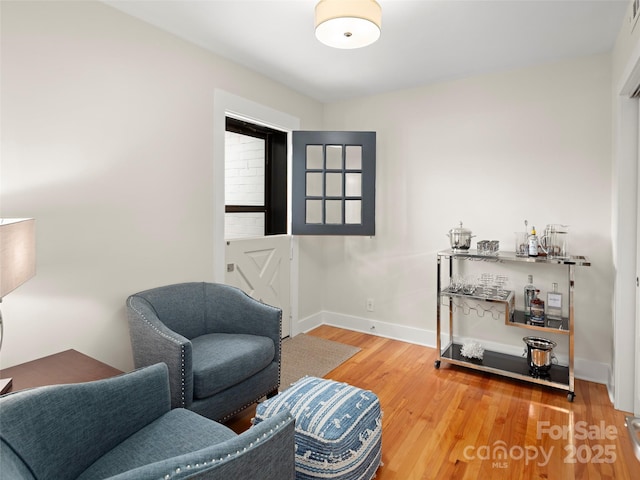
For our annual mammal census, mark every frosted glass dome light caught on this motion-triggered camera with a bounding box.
[315,0,382,49]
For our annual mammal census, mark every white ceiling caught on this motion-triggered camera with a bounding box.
[103,0,630,103]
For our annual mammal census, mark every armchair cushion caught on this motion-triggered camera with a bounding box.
[76,408,236,480]
[192,333,275,399]
[78,408,236,480]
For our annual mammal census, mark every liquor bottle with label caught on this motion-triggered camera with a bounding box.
[528,226,539,257]
[523,275,536,317]
[530,289,545,326]
[546,283,563,320]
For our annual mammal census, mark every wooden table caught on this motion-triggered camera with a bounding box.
[0,349,123,393]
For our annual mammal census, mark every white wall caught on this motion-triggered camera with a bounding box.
[0,0,323,370]
[317,55,614,382]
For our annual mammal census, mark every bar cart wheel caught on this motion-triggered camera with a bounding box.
[434,360,441,369]
[567,392,575,402]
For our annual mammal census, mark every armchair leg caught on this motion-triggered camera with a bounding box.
[267,388,279,398]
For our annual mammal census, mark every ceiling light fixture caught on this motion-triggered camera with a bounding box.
[315,0,382,49]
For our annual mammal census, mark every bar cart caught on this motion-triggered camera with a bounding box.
[435,249,590,402]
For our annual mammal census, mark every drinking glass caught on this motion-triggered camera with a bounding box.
[515,232,528,257]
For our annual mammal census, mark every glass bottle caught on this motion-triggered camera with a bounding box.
[523,275,536,317]
[528,226,539,257]
[530,289,545,326]
[546,283,563,320]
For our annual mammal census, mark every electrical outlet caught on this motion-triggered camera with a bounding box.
[366,298,374,312]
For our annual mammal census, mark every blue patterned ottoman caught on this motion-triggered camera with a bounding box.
[254,376,382,480]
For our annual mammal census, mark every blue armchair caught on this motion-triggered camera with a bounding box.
[0,363,295,480]
[126,282,282,422]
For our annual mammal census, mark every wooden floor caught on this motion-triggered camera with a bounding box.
[226,325,640,480]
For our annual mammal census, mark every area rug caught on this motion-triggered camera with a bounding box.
[280,333,361,388]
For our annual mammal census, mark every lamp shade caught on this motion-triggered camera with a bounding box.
[315,0,382,49]
[0,218,36,299]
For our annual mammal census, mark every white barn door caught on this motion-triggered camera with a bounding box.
[225,235,291,338]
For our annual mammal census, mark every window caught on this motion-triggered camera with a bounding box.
[292,131,376,235]
[225,117,287,237]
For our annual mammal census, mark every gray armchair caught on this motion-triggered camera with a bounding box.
[0,363,295,480]
[126,282,281,422]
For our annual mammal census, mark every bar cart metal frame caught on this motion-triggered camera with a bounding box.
[435,249,590,402]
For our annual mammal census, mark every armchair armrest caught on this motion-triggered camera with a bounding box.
[126,295,194,408]
[106,410,296,480]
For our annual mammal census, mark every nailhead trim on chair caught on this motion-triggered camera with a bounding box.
[179,346,186,407]
[217,381,279,423]
[127,298,188,407]
[277,309,282,390]
[160,416,292,479]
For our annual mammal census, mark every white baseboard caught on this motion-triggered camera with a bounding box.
[295,310,610,386]
[294,311,324,336]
